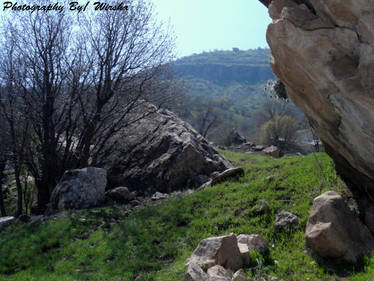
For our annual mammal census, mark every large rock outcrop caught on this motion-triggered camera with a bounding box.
[261,0,374,207]
[105,105,233,195]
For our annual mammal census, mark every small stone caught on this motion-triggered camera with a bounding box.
[183,262,209,281]
[274,211,299,232]
[232,269,252,281]
[106,186,135,203]
[211,168,244,186]
[262,146,281,158]
[207,265,232,281]
[151,192,169,200]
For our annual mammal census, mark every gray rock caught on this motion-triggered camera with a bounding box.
[151,191,169,201]
[253,145,265,151]
[184,262,209,281]
[232,269,252,281]
[207,265,232,281]
[104,105,233,195]
[106,186,135,203]
[0,216,15,231]
[275,211,299,232]
[237,234,269,254]
[262,146,281,158]
[49,167,107,211]
[306,191,374,263]
[211,167,244,186]
[188,233,243,271]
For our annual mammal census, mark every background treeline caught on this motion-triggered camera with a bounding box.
[169,49,307,144]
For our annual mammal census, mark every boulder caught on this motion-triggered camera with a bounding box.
[232,269,252,281]
[104,105,233,195]
[207,265,232,281]
[106,186,135,203]
[274,211,299,232]
[0,216,15,231]
[262,146,281,158]
[188,233,243,271]
[151,191,169,201]
[263,0,374,207]
[49,167,107,211]
[237,234,269,254]
[305,191,374,263]
[184,262,209,281]
[211,168,245,186]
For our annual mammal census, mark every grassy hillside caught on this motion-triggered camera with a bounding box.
[1,152,373,281]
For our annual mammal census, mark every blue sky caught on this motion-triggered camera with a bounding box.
[153,0,271,58]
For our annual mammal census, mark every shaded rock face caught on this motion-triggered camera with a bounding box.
[306,191,374,263]
[106,105,233,195]
[49,167,107,211]
[263,0,374,205]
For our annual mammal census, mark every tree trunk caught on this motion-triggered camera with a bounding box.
[0,160,7,217]
[14,161,23,217]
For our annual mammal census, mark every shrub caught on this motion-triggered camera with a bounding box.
[260,115,298,148]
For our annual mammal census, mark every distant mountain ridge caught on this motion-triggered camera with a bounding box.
[172,48,274,86]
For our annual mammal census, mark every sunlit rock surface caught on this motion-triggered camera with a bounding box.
[261,0,374,205]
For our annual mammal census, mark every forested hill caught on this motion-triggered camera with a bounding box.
[169,48,276,144]
[172,48,274,86]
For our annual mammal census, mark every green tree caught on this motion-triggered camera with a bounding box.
[260,115,298,148]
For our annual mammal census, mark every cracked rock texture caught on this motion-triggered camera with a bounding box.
[105,104,233,195]
[262,0,374,206]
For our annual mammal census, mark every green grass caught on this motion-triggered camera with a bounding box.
[0,152,372,281]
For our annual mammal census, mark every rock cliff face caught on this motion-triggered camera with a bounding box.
[261,0,374,206]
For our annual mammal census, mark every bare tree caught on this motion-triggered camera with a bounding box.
[196,101,220,138]
[0,36,30,217]
[0,0,175,213]
[0,112,9,216]
[74,2,175,166]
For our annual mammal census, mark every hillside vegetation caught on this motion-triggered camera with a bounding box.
[1,152,373,281]
[170,49,277,143]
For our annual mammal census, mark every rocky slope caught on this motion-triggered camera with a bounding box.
[260,0,374,208]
